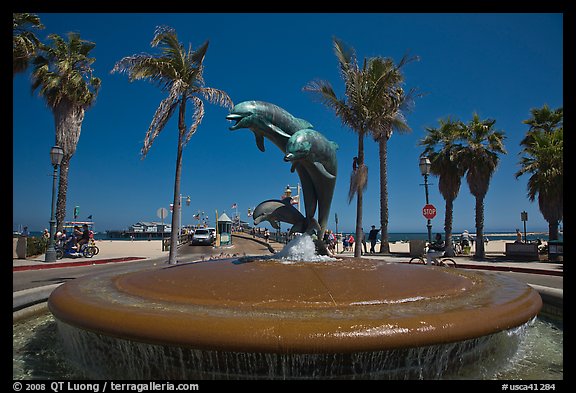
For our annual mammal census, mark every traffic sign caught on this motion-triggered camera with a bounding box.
[157,207,169,220]
[422,204,437,220]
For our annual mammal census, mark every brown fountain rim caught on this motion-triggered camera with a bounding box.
[48,258,542,354]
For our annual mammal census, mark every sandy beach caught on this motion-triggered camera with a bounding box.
[88,239,167,260]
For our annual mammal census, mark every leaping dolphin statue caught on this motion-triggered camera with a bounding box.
[252,198,313,235]
[227,101,312,152]
[284,129,338,233]
[226,100,338,255]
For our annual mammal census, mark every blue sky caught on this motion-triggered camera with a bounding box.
[13,13,563,234]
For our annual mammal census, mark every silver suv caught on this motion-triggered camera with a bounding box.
[191,228,213,245]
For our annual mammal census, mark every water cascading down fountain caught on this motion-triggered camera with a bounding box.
[48,101,542,379]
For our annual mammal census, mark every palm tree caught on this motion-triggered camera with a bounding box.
[420,118,466,256]
[31,32,101,231]
[13,12,44,76]
[112,26,233,264]
[520,104,563,145]
[516,105,563,241]
[459,113,507,258]
[304,38,403,257]
[368,56,419,253]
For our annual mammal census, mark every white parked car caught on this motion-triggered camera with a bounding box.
[191,228,213,246]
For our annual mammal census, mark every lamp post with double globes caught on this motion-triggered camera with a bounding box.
[419,156,433,244]
[45,146,64,262]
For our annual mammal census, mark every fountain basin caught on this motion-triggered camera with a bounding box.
[48,258,542,378]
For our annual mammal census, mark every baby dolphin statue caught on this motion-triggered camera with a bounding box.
[252,198,309,235]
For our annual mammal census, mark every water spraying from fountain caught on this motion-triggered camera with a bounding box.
[273,234,336,262]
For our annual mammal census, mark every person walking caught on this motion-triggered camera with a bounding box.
[515,228,523,243]
[356,228,367,255]
[368,225,380,253]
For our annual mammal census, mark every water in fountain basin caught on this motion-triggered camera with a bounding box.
[13,312,563,379]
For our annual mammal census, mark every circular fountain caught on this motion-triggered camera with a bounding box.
[48,236,542,379]
[47,102,542,379]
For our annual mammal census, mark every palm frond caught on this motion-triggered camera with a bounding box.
[141,86,180,157]
[195,86,233,109]
[183,96,204,147]
[348,164,368,203]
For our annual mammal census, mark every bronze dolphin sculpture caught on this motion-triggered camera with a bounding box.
[252,198,311,235]
[227,101,311,152]
[284,129,338,234]
[226,101,338,254]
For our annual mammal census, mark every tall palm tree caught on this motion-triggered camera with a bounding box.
[521,104,563,145]
[13,12,44,76]
[420,118,466,256]
[31,32,101,231]
[459,113,507,258]
[112,26,233,264]
[516,105,563,241]
[304,38,403,257]
[368,55,419,253]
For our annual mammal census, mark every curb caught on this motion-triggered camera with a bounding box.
[456,263,563,277]
[13,256,146,272]
[13,283,63,317]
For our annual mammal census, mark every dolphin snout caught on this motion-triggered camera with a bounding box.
[226,113,246,130]
[284,153,295,162]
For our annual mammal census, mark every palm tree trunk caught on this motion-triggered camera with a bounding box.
[549,221,559,241]
[354,129,365,258]
[168,100,186,264]
[474,197,485,258]
[378,137,390,253]
[55,156,70,232]
[444,198,454,256]
[54,101,84,232]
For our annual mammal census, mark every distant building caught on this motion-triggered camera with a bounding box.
[129,222,171,233]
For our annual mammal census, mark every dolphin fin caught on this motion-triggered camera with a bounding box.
[270,220,280,230]
[254,133,266,152]
[295,118,314,130]
[290,163,298,173]
[267,123,292,139]
[314,162,336,179]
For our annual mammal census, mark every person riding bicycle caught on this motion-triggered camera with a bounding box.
[426,233,445,265]
[77,224,90,250]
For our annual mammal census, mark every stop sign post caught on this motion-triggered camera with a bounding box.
[422,204,437,220]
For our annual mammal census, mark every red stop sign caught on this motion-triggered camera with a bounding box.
[422,204,437,219]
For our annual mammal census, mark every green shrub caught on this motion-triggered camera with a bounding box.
[26,236,49,257]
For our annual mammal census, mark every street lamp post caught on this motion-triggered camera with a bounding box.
[284,183,301,212]
[178,195,191,244]
[419,156,433,244]
[45,146,64,262]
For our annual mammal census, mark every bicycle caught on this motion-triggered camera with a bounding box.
[55,241,95,259]
[87,238,100,256]
[408,251,457,268]
[451,237,463,255]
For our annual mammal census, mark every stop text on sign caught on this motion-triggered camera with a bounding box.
[422,204,437,219]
